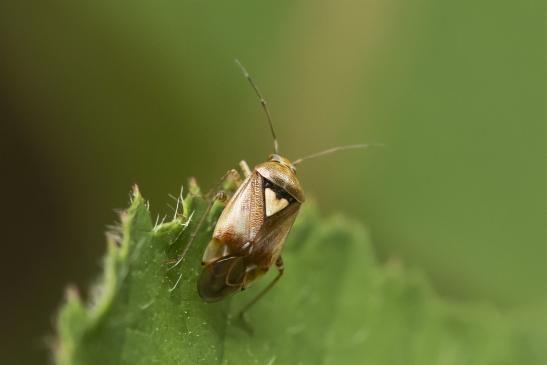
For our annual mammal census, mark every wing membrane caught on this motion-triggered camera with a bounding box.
[198,256,246,302]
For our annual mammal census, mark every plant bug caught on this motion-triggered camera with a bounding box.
[170,60,376,321]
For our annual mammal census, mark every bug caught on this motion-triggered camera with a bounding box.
[170,60,375,320]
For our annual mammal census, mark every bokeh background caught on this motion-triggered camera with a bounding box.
[1,1,546,363]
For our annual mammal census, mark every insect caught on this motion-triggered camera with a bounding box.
[171,60,375,319]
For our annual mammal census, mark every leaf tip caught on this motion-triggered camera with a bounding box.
[132,184,141,199]
[188,177,201,195]
[65,285,81,303]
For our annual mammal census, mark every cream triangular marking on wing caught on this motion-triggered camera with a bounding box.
[265,188,289,217]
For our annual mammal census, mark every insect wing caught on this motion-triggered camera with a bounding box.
[198,255,247,302]
[211,172,264,248]
[251,200,300,268]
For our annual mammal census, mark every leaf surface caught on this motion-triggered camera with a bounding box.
[55,185,545,365]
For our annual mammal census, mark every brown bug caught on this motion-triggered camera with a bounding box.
[171,60,374,318]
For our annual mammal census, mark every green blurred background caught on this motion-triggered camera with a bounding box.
[1,1,546,363]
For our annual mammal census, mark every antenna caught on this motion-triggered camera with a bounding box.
[235,59,279,154]
[292,143,383,166]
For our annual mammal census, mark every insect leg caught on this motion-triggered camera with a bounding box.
[205,168,241,199]
[239,160,252,178]
[168,190,227,269]
[237,256,284,319]
[167,168,243,268]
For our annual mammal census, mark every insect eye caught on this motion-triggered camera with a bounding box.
[269,154,296,172]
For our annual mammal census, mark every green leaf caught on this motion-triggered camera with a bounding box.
[54,185,545,365]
